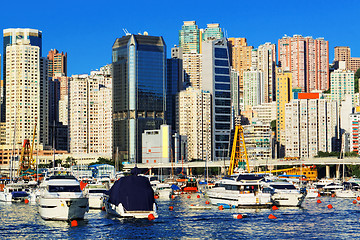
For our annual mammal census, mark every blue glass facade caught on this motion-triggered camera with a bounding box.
[166,58,181,130]
[112,35,166,163]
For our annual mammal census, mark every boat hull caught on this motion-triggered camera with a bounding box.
[88,194,104,209]
[272,192,305,207]
[39,197,89,220]
[105,201,158,219]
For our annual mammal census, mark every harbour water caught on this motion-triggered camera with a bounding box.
[1,195,359,239]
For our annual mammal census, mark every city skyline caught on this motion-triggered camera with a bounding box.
[0,0,359,76]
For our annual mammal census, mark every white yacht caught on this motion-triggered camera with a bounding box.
[154,183,172,199]
[39,172,89,220]
[306,186,319,198]
[85,184,108,209]
[334,188,358,198]
[207,174,273,208]
[266,181,306,207]
[0,183,29,202]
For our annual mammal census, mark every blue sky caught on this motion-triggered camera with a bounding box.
[1,0,359,76]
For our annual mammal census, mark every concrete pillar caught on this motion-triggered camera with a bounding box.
[186,168,190,176]
[326,165,330,178]
[149,168,152,176]
[336,165,340,179]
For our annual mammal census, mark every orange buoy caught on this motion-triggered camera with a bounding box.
[197,195,200,198]
[357,196,360,201]
[331,194,335,198]
[353,200,357,204]
[154,195,159,199]
[236,214,243,219]
[317,193,321,197]
[101,206,106,211]
[187,195,191,199]
[191,204,194,206]
[205,201,210,205]
[24,199,29,204]
[268,214,277,219]
[148,214,155,221]
[272,205,278,211]
[327,204,333,209]
[71,220,78,227]
[169,206,174,211]
[317,199,322,204]
[181,192,184,195]
[218,205,224,210]
[171,195,176,199]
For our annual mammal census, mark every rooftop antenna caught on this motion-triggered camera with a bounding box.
[123,28,131,36]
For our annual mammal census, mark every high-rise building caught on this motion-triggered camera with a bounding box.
[243,120,271,160]
[228,37,253,98]
[278,35,329,92]
[5,38,48,146]
[202,23,223,42]
[252,102,277,125]
[330,69,355,105]
[2,28,42,123]
[285,98,338,158]
[183,53,202,89]
[243,69,264,109]
[230,68,240,118]
[252,43,276,102]
[177,87,211,161]
[349,112,360,154]
[69,66,112,156]
[179,21,200,54]
[275,68,293,154]
[112,34,166,163]
[47,49,67,78]
[334,46,360,73]
[202,38,232,161]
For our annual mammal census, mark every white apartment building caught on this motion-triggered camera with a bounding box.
[285,99,338,158]
[252,102,276,125]
[183,52,202,89]
[5,39,48,146]
[243,69,264,109]
[177,87,211,161]
[243,120,271,160]
[330,69,355,105]
[69,66,112,157]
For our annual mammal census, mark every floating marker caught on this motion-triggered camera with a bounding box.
[187,195,191,199]
[268,214,277,219]
[171,195,176,199]
[353,200,357,204]
[148,214,155,221]
[101,206,106,211]
[24,199,29,204]
[317,193,321,197]
[317,199,322,204]
[154,195,159,199]
[71,220,78,227]
[357,196,360,201]
[331,194,335,198]
[327,204,333,209]
[205,201,210,205]
[236,214,243,219]
[218,205,224,210]
[272,205,278,211]
[197,195,200,198]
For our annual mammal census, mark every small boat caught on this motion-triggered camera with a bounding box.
[0,183,29,202]
[105,167,158,219]
[85,184,108,209]
[334,189,359,198]
[189,204,211,210]
[154,183,172,199]
[266,181,306,207]
[306,187,319,198]
[180,177,198,193]
[38,169,89,220]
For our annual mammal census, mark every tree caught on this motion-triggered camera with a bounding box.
[355,68,360,93]
[88,157,115,166]
[270,120,276,132]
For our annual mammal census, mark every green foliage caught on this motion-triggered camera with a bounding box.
[62,157,77,168]
[315,151,358,158]
[88,157,114,166]
[347,165,360,177]
[355,68,360,93]
[323,89,331,94]
[270,120,276,132]
[38,159,62,168]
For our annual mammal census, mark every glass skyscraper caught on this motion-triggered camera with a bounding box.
[179,21,200,54]
[112,34,166,163]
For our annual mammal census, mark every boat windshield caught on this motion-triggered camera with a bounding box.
[89,189,107,194]
[48,185,81,192]
[271,184,296,190]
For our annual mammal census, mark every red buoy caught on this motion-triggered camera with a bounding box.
[237,214,243,219]
[148,214,155,221]
[24,199,29,204]
[331,194,335,198]
[169,206,174,211]
[357,196,360,201]
[205,201,210,205]
[197,195,200,198]
[218,205,224,210]
[171,195,176,199]
[187,195,191,199]
[71,220,78,227]
[317,199,322,204]
[268,214,277,219]
[317,193,321,197]
[101,206,106,211]
[154,195,159,199]
[353,200,357,204]
[272,205,278,211]
[327,204,333,209]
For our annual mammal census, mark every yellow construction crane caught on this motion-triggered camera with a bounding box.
[228,125,250,175]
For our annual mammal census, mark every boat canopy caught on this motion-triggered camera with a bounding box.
[107,167,155,211]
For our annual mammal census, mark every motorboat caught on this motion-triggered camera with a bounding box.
[38,170,89,220]
[105,167,158,219]
[84,183,108,209]
[334,189,358,198]
[154,183,172,199]
[305,186,319,198]
[207,174,273,208]
[266,181,306,207]
[0,183,29,202]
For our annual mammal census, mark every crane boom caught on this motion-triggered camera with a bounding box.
[228,125,250,175]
